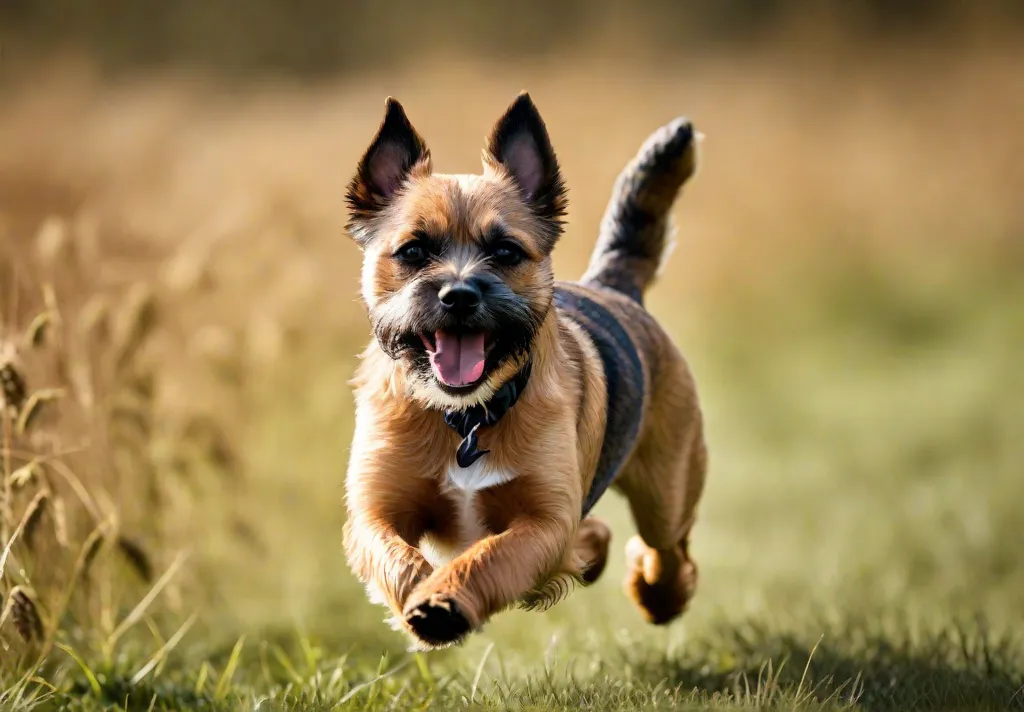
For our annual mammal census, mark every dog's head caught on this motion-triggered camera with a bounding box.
[346,93,567,410]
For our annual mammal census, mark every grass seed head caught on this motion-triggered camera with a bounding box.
[21,490,50,548]
[9,460,42,489]
[116,536,154,583]
[24,311,54,350]
[77,525,110,581]
[115,284,160,374]
[53,496,69,548]
[0,356,27,416]
[16,388,64,436]
[9,586,44,643]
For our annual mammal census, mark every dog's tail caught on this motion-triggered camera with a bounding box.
[581,118,698,303]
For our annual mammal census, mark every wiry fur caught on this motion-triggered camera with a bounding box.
[342,93,707,649]
[582,118,698,302]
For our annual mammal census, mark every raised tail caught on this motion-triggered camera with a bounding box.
[581,118,698,303]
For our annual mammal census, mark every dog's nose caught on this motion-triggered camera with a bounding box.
[438,281,482,316]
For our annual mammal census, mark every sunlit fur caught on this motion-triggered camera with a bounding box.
[343,93,707,649]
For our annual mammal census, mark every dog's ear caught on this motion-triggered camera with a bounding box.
[346,98,431,244]
[484,92,567,244]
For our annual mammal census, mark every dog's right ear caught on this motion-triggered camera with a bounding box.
[346,98,431,245]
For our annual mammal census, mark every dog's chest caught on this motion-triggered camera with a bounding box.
[419,460,516,568]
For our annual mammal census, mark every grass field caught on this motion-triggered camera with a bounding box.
[2,46,1023,710]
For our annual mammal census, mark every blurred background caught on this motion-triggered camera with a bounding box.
[1,1,1022,704]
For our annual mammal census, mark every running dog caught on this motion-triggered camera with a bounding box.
[342,92,706,649]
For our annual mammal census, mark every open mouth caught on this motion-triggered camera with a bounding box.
[418,330,488,389]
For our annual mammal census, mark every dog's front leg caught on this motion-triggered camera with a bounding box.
[402,506,575,648]
[343,416,437,627]
[343,514,433,620]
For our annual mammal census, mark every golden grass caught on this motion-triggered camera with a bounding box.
[0,215,230,684]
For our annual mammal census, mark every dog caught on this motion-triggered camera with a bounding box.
[342,92,707,649]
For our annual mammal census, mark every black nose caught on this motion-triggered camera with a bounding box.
[438,281,482,316]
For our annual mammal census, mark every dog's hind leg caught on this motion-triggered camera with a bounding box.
[575,516,612,585]
[614,352,707,625]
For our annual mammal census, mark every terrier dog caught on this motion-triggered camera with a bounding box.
[342,92,706,649]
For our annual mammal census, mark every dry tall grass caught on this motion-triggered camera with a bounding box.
[0,216,243,687]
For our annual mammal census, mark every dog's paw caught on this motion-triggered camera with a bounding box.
[404,594,472,648]
[625,571,691,625]
[624,535,698,626]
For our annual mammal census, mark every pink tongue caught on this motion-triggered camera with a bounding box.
[429,331,486,387]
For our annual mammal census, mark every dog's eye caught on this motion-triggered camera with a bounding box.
[395,242,429,267]
[491,241,524,267]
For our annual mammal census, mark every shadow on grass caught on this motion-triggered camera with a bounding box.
[612,618,1024,711]
[54,616,1024,710]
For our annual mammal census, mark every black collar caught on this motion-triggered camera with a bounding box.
[443,361,532,468]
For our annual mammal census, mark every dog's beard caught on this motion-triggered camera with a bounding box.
[369,285,544,408]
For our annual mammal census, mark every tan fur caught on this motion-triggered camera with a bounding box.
[342,95,706,648]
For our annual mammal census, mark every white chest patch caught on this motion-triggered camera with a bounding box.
[419,461,517,568]
[445,459,516,492]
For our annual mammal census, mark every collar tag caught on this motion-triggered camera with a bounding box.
[443,361,532,469]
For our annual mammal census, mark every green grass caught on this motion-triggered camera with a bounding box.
[5,261,1024,711]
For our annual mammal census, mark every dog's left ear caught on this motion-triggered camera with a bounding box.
[484,92,567,245]
[346,97,431,245]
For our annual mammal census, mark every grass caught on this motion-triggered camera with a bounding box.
[2,46,1024,711]
[4,261,1021,711]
